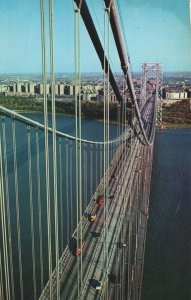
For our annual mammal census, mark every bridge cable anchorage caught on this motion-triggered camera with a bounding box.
[40,0,53,298]
[2,116,15,300]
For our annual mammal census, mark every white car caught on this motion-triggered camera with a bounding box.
[89,278,102,291]
[95,280,102,291]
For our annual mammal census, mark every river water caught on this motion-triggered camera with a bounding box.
[142,128,191,300]
[1,113,121,299]
[2,113,191,299]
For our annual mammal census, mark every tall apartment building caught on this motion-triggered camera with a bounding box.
[24,83,29,93]
[40,83,50,95]
[28,83,36,94]
[16,83,22,93]
[59,84,65,95]
[55,84,59,95]
[64,85,74,95]
[166,91,187,99]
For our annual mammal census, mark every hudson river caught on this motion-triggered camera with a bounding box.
[142,128,191,300]
[4,113,191,299]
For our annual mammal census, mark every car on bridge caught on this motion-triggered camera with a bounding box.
[88,213,97,222]
[111,174,118,179]
[107,193,114,200]
[117,241,127,249]
[89,278,102,291]
[69,237,84,256]
[90,231,101,238]
[96,195,104,206]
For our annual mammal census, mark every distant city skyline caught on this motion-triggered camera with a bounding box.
[0,0,191,74]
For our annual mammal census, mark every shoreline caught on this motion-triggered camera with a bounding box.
[17,110,124,126]
[159,123,191,129]
[13,111,191,130]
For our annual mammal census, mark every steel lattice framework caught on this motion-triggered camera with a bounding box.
[140,63,163,126]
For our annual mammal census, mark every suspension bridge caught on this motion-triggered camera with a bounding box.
[0,1,163,300]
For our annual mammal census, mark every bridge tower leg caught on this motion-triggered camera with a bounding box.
[156,101,163,127]
[141,63,163,127]
[140,64,147,105]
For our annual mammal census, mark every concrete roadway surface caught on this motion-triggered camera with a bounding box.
[40,94,155,300]
[60,138,140,300]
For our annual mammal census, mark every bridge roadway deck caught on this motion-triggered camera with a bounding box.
[39,131,143,300]
[64,140,140,300]
[40,95,156,300]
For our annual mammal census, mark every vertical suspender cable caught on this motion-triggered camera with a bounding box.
[122,75,127,300]
[35,127,44,290]
[49,0,60,297]
[69,140,73,235]
[100,144,103,186]
[2,116,15,300]
[128,198,132,299]
[95,144,98,187]
[66,140,69,242]
[103,4,111,297]
[0,128,11,300]
[12,119,24,300]
[73,1,83,295]
[58,137,63,251]
[40,0,53,297]
[90,144,93,197]
[83,143,87,209]
[77,4,83,296]
[106,6,111,299]
[103,3,107,283]
[73,3,80,297]
[85,144,88,208]
[27,126,37,300]
[0,250,4,300]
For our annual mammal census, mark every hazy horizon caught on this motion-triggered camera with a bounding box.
[1,1,191,74]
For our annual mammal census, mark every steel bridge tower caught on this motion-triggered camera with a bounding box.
[141,63,163,127]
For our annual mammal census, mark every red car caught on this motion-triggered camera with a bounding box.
[97,195,104,206]
[75,244,84,256]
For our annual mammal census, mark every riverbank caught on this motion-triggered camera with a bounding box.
[13,112,191,129]
[0,93,119,122]
[160,122,191,129]
[162,99,191,128]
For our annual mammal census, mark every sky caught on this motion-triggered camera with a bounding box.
[0,0,191,74]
